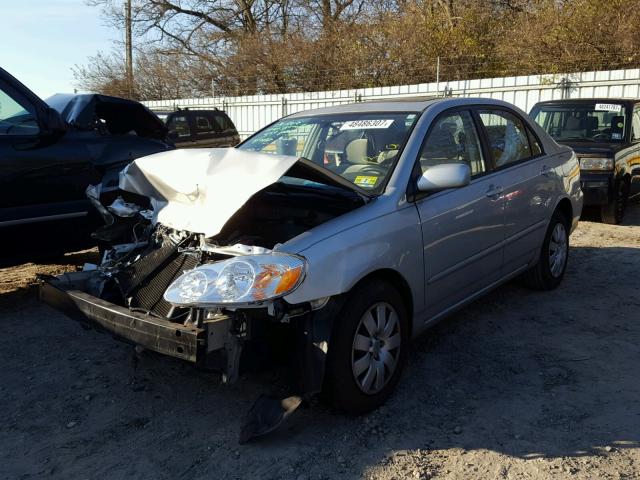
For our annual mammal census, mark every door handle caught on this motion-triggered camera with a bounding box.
[486,185,504,200]
[540,165,553,177]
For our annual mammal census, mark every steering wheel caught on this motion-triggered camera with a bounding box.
[592,133,610,140]
[358,165,386,176]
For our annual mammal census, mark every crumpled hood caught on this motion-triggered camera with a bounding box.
[46,93,168,140]
[119,148,299,237]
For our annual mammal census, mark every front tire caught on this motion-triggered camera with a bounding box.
[522,210,569,290]
[322,279,409,415]
[601,178,629,225]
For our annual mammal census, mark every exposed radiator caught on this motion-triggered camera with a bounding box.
[116,240,200,318]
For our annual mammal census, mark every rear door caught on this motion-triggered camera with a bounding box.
[166,112,194,148]
[475,107,555,275]
[190,111,224,147]
[413,108,506,320]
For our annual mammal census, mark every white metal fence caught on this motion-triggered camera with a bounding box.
[144,68,640,139]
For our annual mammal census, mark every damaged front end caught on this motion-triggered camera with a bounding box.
[40,148,364,441]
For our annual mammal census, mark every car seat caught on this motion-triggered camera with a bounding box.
[561,115,586,138]
[343,139,375,175]
[419,122,459,170]
[586,116,599,136]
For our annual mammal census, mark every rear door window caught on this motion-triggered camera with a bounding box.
[214,113,234,132]
[193,113,221,138]
[477,109,532,167]
[166,114,191,139]
[527,127,543,156]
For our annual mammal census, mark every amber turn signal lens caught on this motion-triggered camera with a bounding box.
[275,265,304,295]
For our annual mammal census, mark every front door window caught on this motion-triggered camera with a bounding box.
[418,110,486,176]
[0,87,39,136]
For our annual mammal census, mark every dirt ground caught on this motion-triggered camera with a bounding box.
[1,199,639,480]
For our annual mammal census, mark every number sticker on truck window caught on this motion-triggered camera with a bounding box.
[595,103,623,112]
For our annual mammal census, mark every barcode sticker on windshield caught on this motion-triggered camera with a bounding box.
[340,119,394,130]
[595,103,622,112]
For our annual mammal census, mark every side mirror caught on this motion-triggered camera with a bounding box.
[41,107,67,135]
[417,163,471,192]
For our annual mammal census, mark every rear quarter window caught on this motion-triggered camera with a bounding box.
[214,113,235,132]
[167,114,191,138]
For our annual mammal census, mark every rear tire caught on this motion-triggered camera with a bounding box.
[522,210,569,291]
[322,279,409,415]
[601,178,629,225]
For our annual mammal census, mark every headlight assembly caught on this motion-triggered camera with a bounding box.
[164,254,306,306]
[579,157,613,171]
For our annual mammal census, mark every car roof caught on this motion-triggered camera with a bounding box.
[534,98,640,106]
[181,109,225,114]
[286,97,524,117]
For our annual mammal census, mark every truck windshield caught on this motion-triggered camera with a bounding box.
[238,112,419,192]
[531,102,626,142]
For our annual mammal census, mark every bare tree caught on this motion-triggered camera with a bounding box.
[75,0,640,100]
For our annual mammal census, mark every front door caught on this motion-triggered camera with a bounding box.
[413,109,505,320]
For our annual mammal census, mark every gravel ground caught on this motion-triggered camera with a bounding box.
[1,199,639,480]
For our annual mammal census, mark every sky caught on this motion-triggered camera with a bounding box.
[1,0,117,99]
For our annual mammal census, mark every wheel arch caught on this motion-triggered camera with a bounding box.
[350,268,414,337]
[555,196,573,226]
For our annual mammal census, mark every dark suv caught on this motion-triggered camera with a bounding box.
[156,108,240,148]
[0,66,172,252]
[530,98,640,224]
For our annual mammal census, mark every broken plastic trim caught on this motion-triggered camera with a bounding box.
[107,196,143,217]
[86,184,113,225]
[239,395,303,444]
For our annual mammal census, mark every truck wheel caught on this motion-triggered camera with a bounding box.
[601,178,629,225]
[522,210,569,291]
[322,279,409,415]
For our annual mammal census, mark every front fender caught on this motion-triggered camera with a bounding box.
[283,205,424,315]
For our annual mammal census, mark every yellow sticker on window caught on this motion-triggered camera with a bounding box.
[354,175,379,188]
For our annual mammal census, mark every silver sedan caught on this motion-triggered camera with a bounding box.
[43,97,583,437]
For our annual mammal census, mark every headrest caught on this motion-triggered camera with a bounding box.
[346,138,369,164]
[565,116,583,130]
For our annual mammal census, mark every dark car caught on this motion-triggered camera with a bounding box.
[530,98,640,224]
[156,108,240,148]
[0,66,173,252]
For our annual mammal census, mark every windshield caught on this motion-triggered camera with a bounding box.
[238,112,419,192]
[531,102,627,143]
